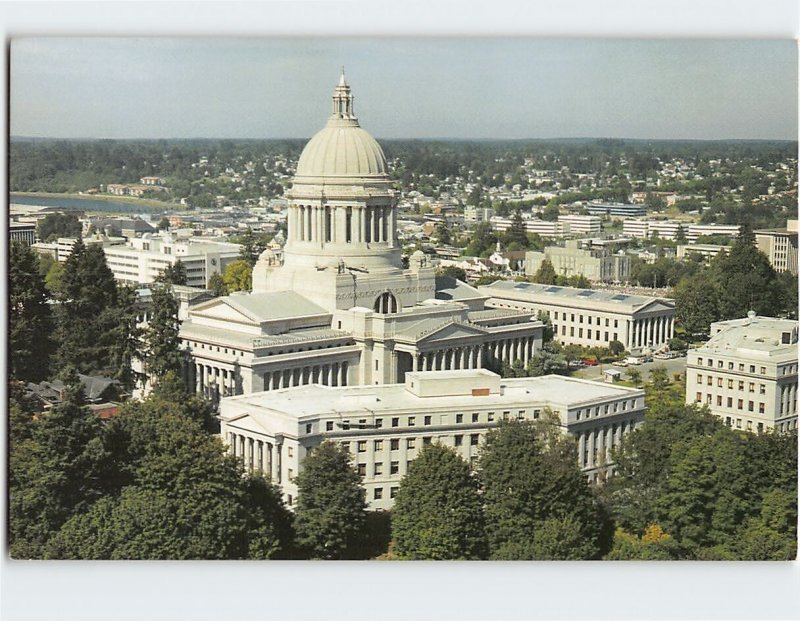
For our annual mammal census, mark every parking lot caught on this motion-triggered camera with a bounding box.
[572,354,687,383]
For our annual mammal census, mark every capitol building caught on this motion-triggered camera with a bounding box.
[179,73,545,399]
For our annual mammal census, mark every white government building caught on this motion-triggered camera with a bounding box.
[178,73,544,401]
[685,313,799,433]
[220,369,646,509]
[478,280,676,352]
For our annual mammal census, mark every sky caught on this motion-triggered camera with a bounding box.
[9,37,798,141]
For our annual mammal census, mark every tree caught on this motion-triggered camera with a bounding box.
[107,285,144,393]
[674,269,720,338]
[392,444,487,560]
[37,213,82,241]
[208,272,227,296]
[504,209,529,248]
[437,265,467,282]
[9,370,110,558]
[608,340,625,357]
[236,228,268,267]
[222,260,253,293]
[156,259,187,286]
[606,524,681,560]
[9,241,55,382]
[478,416,608,560]
[541,203,560,222]
[434,222,452,245]
[626,368,642,385]
[527,342,568,377]
[156,216,171,230]
[144,284,184,386]
[533,259,558,285]
[293,441,367,559]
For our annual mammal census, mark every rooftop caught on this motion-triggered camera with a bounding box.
[697,315,799,360]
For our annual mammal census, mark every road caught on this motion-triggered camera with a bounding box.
[572,355,687,383]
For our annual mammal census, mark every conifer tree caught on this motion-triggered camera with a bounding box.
[144,284,184,386]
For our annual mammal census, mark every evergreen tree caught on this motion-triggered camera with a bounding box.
[392,444,487,560]
[9,369,110,558]
[156,259,187,286]
[533,258,558,285]
[9,241,54,381]
[144,284,184,386]
[237,228,268,267]
[105,284,144,393]
[504,209,529,248]
[293,441,367,559]
[479,416,607,559]
[208,272,227,296]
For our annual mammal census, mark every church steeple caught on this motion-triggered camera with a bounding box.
[331,67,356,120]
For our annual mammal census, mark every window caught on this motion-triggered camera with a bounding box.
[579,315,584,323]
[605,318,610,327]
[374,487,383,500]
[470,434,480,446]
[697,374,703,383]
[390,461,399,474]
[374,462,383,476]
[424,415,431,426]
[374,439,383,451]
[288,469,294,481]
[454,435,463,447]
[375,418,383,428]
[717,395,722,406]
[737,399,743,410]
[707,359,713,367]
[423,436,431,446]
[408,417,416,427]
[718,360,724,369]
[326,421,333,431]
[738,381,744,391]
[747,420,753,431]
[759,384,766,394]
[727,397,733,407]
[342,420,350,430]
[488,412,495,422]
[375,360,379,371]
[697,358,703,365]
[696,392,702,403]
[287,446,294,457]
[614,319,618,328]
[406,438,416,450]
[717,378,723,387]
[358,419,367,429]
[749,383,754,393]
[759,403,765,414]
[749,365,756,373]
[748,401,754,412]
[757,422,764,433]
[706,376,712,386]
[728,379,734,389]
[579,328,583,338]
[357,441,367,453]
[534,409,540,419]
[726,416,732,426]
[472,412,479,423]
[391,417,399,428]
[390,438,399,451]
[518,409,525,419]
[738,364,744,372]
[456,413,463,424]
[357,463,366,476]
[306,423,313,434]
[576,411,582,421]
[390,487,399,499]
[706,394,712,404]
[728,362,734,370]
[760,367,766,375]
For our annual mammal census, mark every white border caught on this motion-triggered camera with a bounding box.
[2,2,799,620]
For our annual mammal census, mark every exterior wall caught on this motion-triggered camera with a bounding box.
[686,224,740,243]
[623,219,683,241]
[524,242,631,283]
[220,373,646,509]
[755,230,798,276]
[10,223,36,245]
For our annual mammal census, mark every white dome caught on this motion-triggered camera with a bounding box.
[295,119,387,178]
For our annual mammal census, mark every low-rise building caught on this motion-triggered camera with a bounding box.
[686,223,740,244]
[622,218,684,241]
[676,244,730,261]
[525,239,630,283]
[685,313,798,433]
[754,221,798,276]
[219,369,647,508]
[9,221,37,245]
[557,214,602,236]
[464,206,493,222]
[479,280,675,352]
[103,233,241,287]
[586,202,646,218]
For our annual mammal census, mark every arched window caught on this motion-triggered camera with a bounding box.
[374,292,398,314]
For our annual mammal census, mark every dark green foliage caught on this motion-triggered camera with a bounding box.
[504,209,529,249]
[208,272,227,296]
[9,371,111,558]
[107,284,144,392]
[434,222,452,245]
[241,475,295,559]
[526,341,569,377]
[392,444,487,560]
[156,259,187,286]
[533,258,557,285]
[478,416,607,560]
[9,241,55,381]
[437,265,467,282]
[293,441,367,559]
[144,284,184,384]
[235,227,270,267]
[36,212,82,241]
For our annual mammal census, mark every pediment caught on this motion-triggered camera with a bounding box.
[636,300,675,315]
[417,322,488,344]
[190,298,260,325]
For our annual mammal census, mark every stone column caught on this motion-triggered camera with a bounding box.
[578,432,586,468]
[477,345,483,368]
[412,354,418,372]
[589,430,596,468]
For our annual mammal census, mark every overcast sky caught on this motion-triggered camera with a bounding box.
[10,37,798,140]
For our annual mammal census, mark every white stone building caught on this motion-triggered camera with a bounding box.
[686,223,740,244]
[219,369,646,508]
[622,218,684,241]
[103,233,241,287]
[178,73,544,402]
[755,221,798,276]
[524,239,631,283]
[557,214,602,236]
[685,313,799,433]
[479,280,675,352]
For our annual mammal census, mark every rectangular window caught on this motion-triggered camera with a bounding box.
[738,381,745,391]
[614,319,618,328]
[570,327,575,337]
[759,384,766,394]
[727,397,733,407]
[747,420,753,430]
[739,364,744,372]
[717,395,722,406]
[707,376,712,386]
[406,438,416,450]
[374,462,383,476]
[760,367,766,375]
[579,315,583,323]
[326,421,334,431]
[759,403,765,414]
[287,446,294,458]
[423,437,431,446]
[488,412,495,422]
[375,418,383,428]
[392,417,399,427]
[408,417,415,427]
[533,409,540,419]
[750,365,756,373]
[749,383,755,393]
[757,422,764,433]
[718,360,724,368]
[728,362,734,370]
[374,487,383,500]
[456,413,463,424]
[470,434,480,446]
[357,441,367,453]
[696,392,702,403]
[728,379,734,389]
[374,439,383,451]
[697,374,703,383]
[738,399,743,410]
[390,461,399,474]
[288,469,294,481]
[454,435,463,447]
[697,358,703,365]
[748,401,754,412]
[390,487,399,499]
[390,438,399,450]
[424,415,431,426]
[707,359,713,367]
[357,463,366,476]
[306,423,313,434]
[472,412,479,423]
[579,328,583,338]
[717,378,723,387]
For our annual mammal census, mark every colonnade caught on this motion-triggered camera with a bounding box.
[289,204,395,247]
[578,419,636,473]
[410,336,538,372]
[263,361,348,391]
[779,382,798,416]
[629,315,674,350]
[228,432,282,483]
[193,363,238,401]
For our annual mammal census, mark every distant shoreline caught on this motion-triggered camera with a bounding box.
[11,191,182,211]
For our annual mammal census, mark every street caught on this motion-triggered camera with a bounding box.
[572,355,687,383]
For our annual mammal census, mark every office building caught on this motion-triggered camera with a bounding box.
[685,313,798,433]
[586,202,646,218]
[220,369,646,508]
[479,280,675,352]
[755,221,798,276]
[686,223,740,244]
[525,239,631,283]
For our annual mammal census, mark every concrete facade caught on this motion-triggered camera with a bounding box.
[219,369,646,509]
[524,240,631,283]
[685,314,798,433]
[479,280,675,352]
[755,225,798,276]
